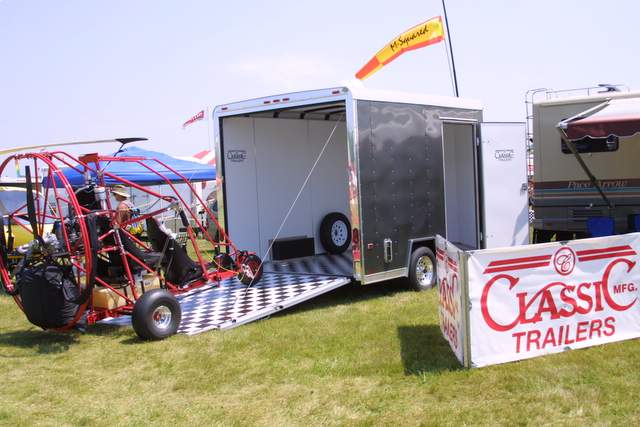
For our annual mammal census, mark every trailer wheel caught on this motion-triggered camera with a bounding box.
[320,212,351,254]
[238,254,263,286]
[408,247,436,291]
[132,289,181,340]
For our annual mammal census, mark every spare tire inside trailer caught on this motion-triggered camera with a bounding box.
[320,212,351,254]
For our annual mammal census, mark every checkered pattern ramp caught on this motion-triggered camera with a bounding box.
[100,272,351,335]
[265,252,353,277]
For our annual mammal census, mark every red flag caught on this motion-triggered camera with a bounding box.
[182,110,205,128]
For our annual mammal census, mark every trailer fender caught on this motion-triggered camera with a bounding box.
[406,238,436,273]
[405,238,437,291]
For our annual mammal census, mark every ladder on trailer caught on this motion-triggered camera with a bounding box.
[524,88,548,224]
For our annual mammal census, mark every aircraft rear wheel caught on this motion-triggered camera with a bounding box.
[238,254,263,286]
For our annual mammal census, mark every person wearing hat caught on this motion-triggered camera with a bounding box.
[112,185,134,225]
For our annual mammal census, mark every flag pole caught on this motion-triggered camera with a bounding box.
[206,106,212,150]
[441,0,459,97]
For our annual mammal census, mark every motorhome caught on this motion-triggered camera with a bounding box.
[529,86,640,241]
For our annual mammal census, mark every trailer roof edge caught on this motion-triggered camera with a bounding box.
[347,85,482,111]
[534,90,640,107]
[214,85,482,116]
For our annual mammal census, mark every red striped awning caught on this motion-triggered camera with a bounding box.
[559,97,640,141]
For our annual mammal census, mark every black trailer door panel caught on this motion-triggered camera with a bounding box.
[356,101,481,277]
[357,101,446,275]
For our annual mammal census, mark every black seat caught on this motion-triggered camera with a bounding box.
[119,231,163,268]
[146,218,202,285]
[100,223,163,277]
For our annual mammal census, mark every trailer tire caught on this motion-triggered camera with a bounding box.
[132,289,181,340]
[408,247,436,292]
[238,254,263,286]
[319,212,351,254]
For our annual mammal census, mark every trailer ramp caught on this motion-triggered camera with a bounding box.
[265,252,353,276]
[178,272,350,334]
[101,270,351,335]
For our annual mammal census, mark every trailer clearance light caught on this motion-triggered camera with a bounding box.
[331,90,340,95]
[352,228,360,245]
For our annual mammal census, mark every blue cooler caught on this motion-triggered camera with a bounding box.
[587,216,615,237]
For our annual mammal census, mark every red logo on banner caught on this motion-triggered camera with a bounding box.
[481,258,638,333]
[553,247,576,276]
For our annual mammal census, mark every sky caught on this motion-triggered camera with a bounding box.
[1,0,639,165]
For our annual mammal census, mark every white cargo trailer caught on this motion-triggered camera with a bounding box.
[212,86,529,299]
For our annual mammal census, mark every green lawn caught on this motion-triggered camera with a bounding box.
[1,280,639,426]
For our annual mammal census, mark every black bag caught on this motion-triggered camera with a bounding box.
[17,263,81,329]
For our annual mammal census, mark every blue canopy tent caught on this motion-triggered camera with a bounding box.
[44,146,216,187]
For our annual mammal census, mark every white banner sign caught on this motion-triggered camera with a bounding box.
[466,233,640,367]
[436,236,466,366]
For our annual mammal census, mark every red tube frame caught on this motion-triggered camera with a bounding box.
[0,150,253,331]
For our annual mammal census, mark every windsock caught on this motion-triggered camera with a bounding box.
[355,16,445,80]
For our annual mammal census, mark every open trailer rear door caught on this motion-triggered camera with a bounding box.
[479,122,529,248]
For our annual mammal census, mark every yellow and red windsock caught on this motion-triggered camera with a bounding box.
[355,16,445,80]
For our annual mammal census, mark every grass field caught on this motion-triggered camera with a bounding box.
[1,279,639,426]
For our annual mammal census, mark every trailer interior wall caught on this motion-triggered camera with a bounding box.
[221,112,349,260]
[443,122,478,249]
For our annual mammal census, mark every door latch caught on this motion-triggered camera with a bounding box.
[383,238,393,263]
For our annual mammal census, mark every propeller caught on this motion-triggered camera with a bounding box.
[7,219,13,252]
[24,166,42,243]
[0,182,27,188]
[0,216,7,264]
[0,137,148,156]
